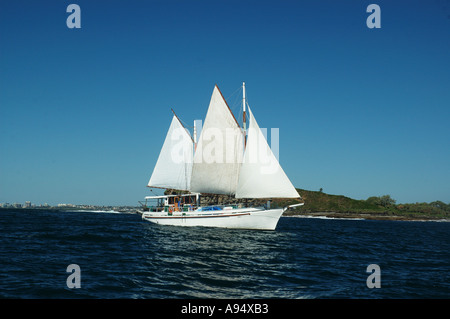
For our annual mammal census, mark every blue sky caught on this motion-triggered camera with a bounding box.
[1,0,449,206]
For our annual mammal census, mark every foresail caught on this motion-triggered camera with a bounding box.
[148,115,193,191]
[235,107,299,198]
[190,85,244,195]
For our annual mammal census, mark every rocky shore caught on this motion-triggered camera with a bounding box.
[283,211,449,221]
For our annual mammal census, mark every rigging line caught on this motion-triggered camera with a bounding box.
[178,117,194,129]
[230,92,242,113]
[171,108,195,130]
[225,85,242,103]
[227,86,246,114]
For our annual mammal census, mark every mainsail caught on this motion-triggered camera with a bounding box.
[190,85,244,195]
[148,114,193,191]
[235,107,299,198]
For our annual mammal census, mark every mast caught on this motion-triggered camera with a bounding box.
[193,120,197,151]
[242,82,246,145]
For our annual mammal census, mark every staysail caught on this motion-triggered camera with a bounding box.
[235,107,300,198]
[190,85,244,195]
[148,114,193,191]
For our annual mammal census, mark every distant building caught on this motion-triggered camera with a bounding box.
[24,201,31,208]
[57,203,75,208]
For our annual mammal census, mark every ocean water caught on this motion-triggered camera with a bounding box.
[0,209,449,299]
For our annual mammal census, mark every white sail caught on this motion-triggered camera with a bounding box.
[148,115,193,191]
[235,107,299,198]
[190,85,244,195]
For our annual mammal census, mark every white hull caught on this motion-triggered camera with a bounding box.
[141,207,286,230]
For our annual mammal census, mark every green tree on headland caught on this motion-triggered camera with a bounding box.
[366,195,396,207]
[379,195,396,207]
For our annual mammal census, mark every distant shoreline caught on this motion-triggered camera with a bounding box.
[283,211,450,222]
[0,207,139,214]
[275,188,450,222]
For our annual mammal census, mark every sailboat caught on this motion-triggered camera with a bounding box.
[140,83,303,230]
